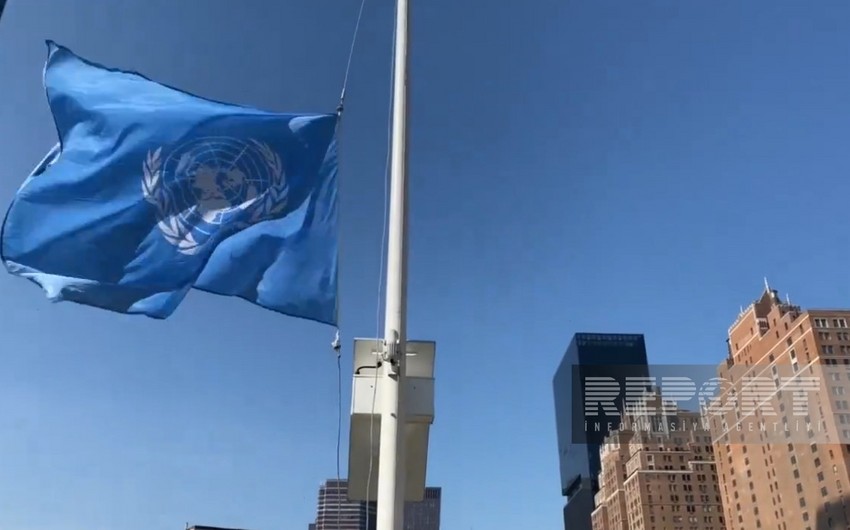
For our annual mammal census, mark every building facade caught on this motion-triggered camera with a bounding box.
[309,479,440,530]
[710,285,850,530]
[553,333,651,530]
[312,479,376,530]
[591,392,725,530]
[403,487,441,530]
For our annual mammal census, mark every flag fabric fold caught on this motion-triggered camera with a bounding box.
[1,41,339,325]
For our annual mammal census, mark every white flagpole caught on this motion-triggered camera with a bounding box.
[376,0,410,528]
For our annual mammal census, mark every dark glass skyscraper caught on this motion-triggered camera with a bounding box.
[553,333,650,530]
[403,487,441,530]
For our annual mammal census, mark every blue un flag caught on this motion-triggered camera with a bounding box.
[1,41,339,325]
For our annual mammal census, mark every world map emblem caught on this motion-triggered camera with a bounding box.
[142,137,287,254]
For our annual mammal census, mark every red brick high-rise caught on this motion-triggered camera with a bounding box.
[710,284,850,530]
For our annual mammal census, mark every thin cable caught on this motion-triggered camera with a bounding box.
[365,10,398,530]
[339,0,368,108]
[335,351,342,530]
[328,1,367,525]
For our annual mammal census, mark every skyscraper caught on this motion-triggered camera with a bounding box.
[711,284,850,530]
[553,333,651,530]
[403,487,441,530]
[312,479,376,530]
[309,479,441,530]
[591,390,725,530]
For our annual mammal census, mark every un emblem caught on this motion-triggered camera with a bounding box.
[142,137,286,254]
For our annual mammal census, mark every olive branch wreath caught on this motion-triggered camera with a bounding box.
[141,140,288,256]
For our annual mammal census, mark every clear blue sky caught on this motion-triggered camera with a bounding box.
[1,1,849,529]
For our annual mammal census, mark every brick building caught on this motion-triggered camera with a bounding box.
[591,392,725,530]
[710,284,850,530]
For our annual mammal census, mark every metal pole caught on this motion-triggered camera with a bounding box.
[376,0,410,529]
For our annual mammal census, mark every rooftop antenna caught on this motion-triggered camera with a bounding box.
[764,277,771,292]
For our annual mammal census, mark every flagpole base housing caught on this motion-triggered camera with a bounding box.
[347,338,436,502]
